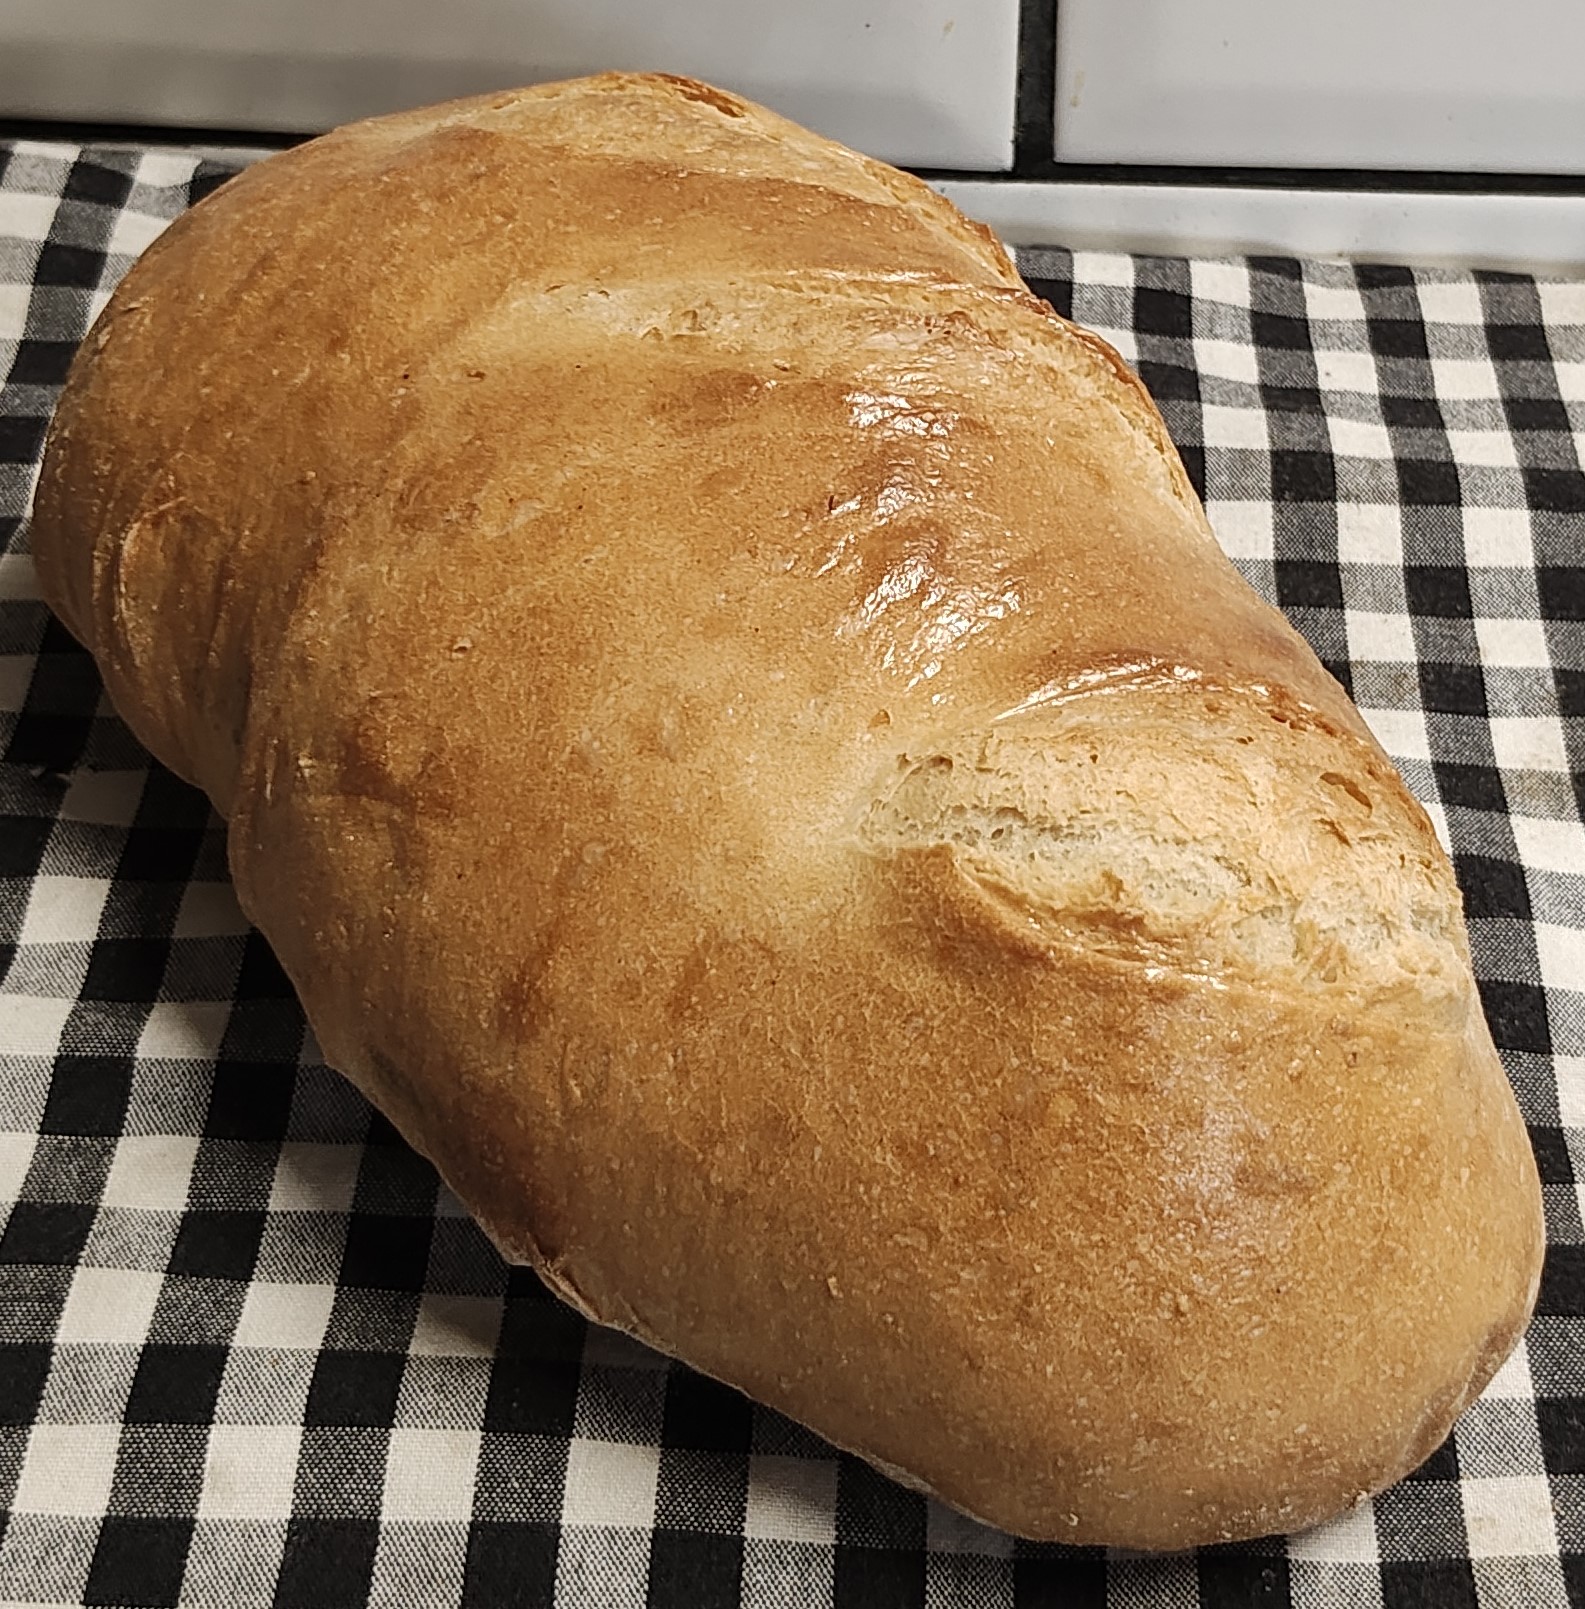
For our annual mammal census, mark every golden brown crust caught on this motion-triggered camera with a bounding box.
[30,72,1543,1549]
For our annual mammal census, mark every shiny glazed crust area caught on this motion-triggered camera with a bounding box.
[30,73,1544,1548]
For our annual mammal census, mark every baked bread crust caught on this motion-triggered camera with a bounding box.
[31,73,1543,1548]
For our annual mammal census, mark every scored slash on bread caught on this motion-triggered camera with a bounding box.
[29,72,1543,1549]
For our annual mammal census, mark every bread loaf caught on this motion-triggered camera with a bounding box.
[30,73,1543,1549]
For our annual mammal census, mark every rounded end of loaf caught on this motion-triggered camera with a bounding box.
[637,679,1537,1549]
[822,680,1545,1546]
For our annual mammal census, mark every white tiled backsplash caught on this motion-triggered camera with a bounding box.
[0,0,1018,171]
[3,0,1582,270]
[1055,0,1585,173]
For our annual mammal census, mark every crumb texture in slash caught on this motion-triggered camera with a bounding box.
[859,685,1463,996]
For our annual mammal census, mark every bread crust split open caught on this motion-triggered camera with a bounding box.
[30,72,1543,1549]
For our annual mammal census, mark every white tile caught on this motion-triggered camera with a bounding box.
[0,656,33,715]
[925,1497,1014,1556]
[1201,403,1268,450]
[268,1142,361,1214]
[58,769,146,826]
[1205,500,1272,562]
[19,876,111,946]
[1433,358,1501,400]
[1554,361,1585,403]
[1447,429,1519,469]
[0,995,74,1056]
[1054,0,1585,172]
[0,1133,37,1200]
[136,1001,233,1061]
[744,1454,839,1544]
[13,1424,120,1516]
[56,1265,162,1345]
[1482,1334,1535,1400]
[1194,337,1261,386]
[1535,924,1585,994]
[1347,610,1418,664]
[561,1438,661,1530]
[409,1294,502,1359]
[0,1,1019,170]
[383,1427,481,1522]
[101,1134,199,1211]
[1462,1475,1558,1559]
[1315,348,1378,395]
[1288,1494,1379,1562]
[199,1423,302,1521]
[1359,706,1431,763]
[1336,502,1403,566]
[1490,716,1572,775]
[233,1280,337,1351]
[1462,508,1533,569]
[1474,617,1552,669]
[175,881,249,939]
[1510,817,1585,877]
[1326,414,1394,460]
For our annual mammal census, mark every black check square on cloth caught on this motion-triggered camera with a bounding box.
[0,141,1581,1609]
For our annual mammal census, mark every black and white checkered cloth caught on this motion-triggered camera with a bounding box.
[0,140,1581,1609]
